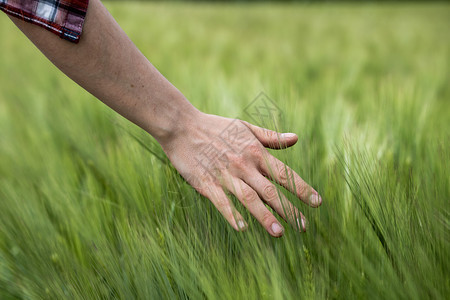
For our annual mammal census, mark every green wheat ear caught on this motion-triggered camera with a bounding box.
[0,2,448,299]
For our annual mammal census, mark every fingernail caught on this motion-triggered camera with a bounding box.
[309,192,322,206]
[237,220,246,230]
[281,133,296,139]
[271,223,284,235]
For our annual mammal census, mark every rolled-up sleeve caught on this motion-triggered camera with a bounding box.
[0,0,89,43]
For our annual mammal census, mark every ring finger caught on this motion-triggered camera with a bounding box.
[244,174,306,232]
[223,176,285,237]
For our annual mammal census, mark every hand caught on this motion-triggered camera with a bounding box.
[7,0,320,237]
[160,112,322,237]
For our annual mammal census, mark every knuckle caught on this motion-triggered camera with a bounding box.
[261,211,275,226]
[241,187,257,202]
[226,152,246,168]
[265,130,277,140]
[215,197,230,210]
[263,185,278,202]
[278,167,289,181]
[246,143,263,159]
[234,156,247,169]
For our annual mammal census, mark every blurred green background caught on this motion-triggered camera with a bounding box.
[0,1,449,299]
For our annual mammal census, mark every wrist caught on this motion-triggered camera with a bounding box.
[146,96,202,147]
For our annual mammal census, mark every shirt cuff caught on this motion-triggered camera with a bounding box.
[0,0,90,43]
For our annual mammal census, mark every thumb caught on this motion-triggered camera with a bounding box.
[241,120,298,149]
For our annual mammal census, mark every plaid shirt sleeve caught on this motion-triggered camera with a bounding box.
[0,0,89,43]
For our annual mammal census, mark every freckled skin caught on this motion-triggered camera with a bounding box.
[8,0,321,237]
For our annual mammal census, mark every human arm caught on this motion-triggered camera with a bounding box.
[8,0,322,237]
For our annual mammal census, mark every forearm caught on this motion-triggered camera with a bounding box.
[9,0,199,144]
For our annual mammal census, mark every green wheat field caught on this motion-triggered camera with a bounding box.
[0,2,449,299]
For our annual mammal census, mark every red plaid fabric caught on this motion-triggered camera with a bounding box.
[0,0,89,43]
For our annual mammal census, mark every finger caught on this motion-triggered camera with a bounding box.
[260,155,322,207]
[224,177,284,237]
[201,184,247,231]
[244,174,307,232]
[241,120,298,149]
